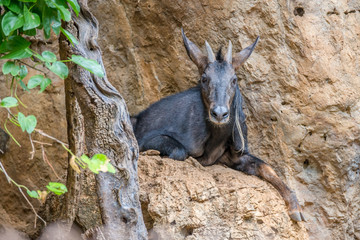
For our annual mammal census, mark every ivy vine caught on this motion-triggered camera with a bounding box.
[0,0,115,226]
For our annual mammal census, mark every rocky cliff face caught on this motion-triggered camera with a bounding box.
[89,0,360,239]
[0,0,359,239]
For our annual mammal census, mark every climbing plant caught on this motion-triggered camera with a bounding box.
[0,0,115,225]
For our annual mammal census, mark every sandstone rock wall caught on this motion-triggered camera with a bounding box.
[89,0,360,239]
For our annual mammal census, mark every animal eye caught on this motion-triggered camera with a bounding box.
[232,77,237,85]
[201,76,208,84]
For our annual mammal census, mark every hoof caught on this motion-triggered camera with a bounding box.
[289,211,306,222]
[288,192,306,222]
[141,149,161,156]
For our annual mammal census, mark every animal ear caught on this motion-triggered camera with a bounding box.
[181,28,208,72]
[232,36,260,69]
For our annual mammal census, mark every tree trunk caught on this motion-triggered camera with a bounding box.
[58,0,147,239]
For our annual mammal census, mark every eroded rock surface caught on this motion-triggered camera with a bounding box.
[138,155,308,240]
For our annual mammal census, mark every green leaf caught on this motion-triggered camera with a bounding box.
[42,51,57,62]
[80,154,90,163]
[32,51,46,62]
[28,74,44,89]
[7,1,22,14]
[46,182,67,196]
[0,48,32,60]
[24,28,37,36]
[27,190,39,199]
[27,75,51,92]
[2,61,15,74]
[19,0,36,2]
[0,36,31,53]
[92,154,107,162]
[55,5,71,22]
[19,65,28,80]
[23,5,41,30]
[71,55,104,77]
[2,61,20,76]
[19,79,30,91]
[0,0,10,7]
[44,0,56,8]
[10,65,20,76]
[18,112,37,134]
[66,0,80,16]
[106,163,116,174]
[0,97,18,108]
[52,19,61,35]
[18,112,26,132]
[81,154,99,174]
[1,12,24,36]
[46,61,68,79]
[46,0,71,21]
[42,5,60,39]
[81,154,114,174]
[40,78,51,92]
[81,154,100,174]
[60,27,78,46]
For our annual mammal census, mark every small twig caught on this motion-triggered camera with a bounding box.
[61,144,86,168]
[34,129,68,146]
[18,186,47,228]
[0,163,46,228]
[33,140,52,146]
[41,145,60,180]
[29,134,35,160]
[6,108,16,120]
[0,167,31,191]
[18,60,48,76]
[0,161,11,183]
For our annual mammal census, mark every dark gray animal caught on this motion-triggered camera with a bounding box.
[131,29,305,222]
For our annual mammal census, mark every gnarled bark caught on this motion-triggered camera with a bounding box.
[58,0,147,239]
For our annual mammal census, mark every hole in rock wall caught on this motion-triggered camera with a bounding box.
[327,8,340,16]
[303,159,310,169]
[294,7,305,16]
[257,219,264,224]
[180,226,194,237]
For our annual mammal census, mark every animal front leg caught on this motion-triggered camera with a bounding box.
[233,154,305,222]
[139,135,188,161]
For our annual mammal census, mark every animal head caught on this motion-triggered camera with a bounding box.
[181,29,259,125]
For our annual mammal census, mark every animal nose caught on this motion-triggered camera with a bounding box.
[210,106,229,121]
